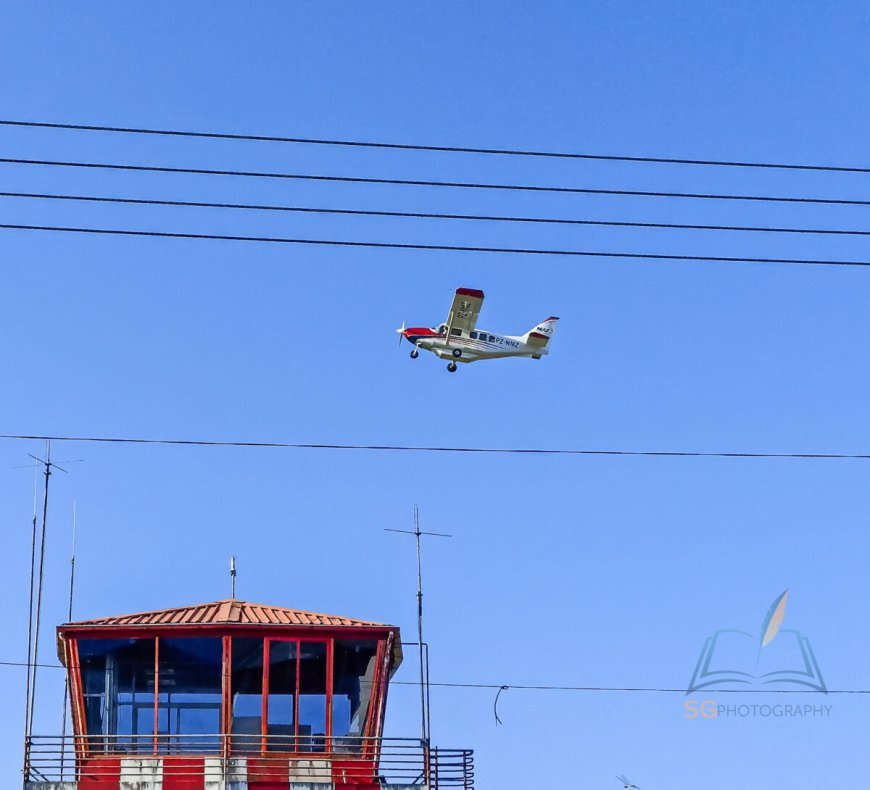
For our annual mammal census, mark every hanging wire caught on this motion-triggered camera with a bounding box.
[494,685,510,725]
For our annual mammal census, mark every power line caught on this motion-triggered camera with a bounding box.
[6,190,870,238]
[0,659,863,694]
[3,156,870,208]
[395,681,866,695]
[1,433,869,460]
[5,223,870,268]
[2,118,868,175]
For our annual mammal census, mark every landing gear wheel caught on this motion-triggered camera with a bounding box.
[451,348,462,358]
[447,362,458,373]
[410,349,419,359]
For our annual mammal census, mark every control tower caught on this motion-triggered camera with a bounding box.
[25,598,473,789]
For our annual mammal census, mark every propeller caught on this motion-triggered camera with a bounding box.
[396,321,406,347]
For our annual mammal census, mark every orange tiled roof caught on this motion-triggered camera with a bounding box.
[63,598,393,629]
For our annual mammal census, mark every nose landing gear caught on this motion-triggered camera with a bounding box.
[410,348,419,359]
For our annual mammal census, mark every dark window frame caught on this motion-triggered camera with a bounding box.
[70,630,391,757]
[156,636,223,751]
[263,637,331,753]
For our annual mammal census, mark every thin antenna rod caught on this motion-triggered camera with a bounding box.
[230,555,237,598]
[414,507,426,746]
[60,501,76,775]
[68,501,77,622]
[22,462,39,759]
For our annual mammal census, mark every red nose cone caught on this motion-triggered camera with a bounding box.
[402,327,439,345]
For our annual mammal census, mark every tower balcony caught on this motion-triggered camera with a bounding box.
[24,733,475,789]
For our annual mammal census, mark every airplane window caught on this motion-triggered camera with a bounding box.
[450,328,462,337]
[470,332,478,339]
[487,335,494,342]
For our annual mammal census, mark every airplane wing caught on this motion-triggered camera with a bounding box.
[445,288,484,335]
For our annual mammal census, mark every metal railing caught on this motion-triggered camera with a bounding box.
[24,734,474,788]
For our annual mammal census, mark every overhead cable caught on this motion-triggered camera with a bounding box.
[1,118,868,175]
[394,680,868,695]
[3,223,870,268]
[0,659,865,694]
[3,157,870,207]
[1,433,869,459]
[5,191,870,238]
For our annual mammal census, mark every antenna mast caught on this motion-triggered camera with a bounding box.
[385,506,452,750]
[230,555,237,598]
[23,442,68,784]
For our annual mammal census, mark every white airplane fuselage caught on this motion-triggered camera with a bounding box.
[402,323,552,364]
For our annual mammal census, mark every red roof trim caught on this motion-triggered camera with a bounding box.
[456,288,484,298]
[62,623,396,638]
[56,622,403,666]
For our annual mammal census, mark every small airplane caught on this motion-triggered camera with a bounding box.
[397,287,559,373]
[616,775,639,789]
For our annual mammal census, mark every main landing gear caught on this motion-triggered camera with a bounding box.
[410,348,419,359]
[447,362,458,373]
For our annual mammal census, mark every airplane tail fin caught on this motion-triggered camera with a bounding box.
[522,316,559,350]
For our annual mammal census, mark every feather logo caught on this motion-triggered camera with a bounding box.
[760,589,789,649]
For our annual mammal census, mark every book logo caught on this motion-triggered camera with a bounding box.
[687,590,827,694]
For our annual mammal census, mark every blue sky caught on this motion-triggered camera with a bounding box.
[2,2,870,787]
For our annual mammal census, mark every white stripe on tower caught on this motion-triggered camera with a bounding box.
[120,757,163,789]
[289,758,331,783]
[204,756,248,790]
